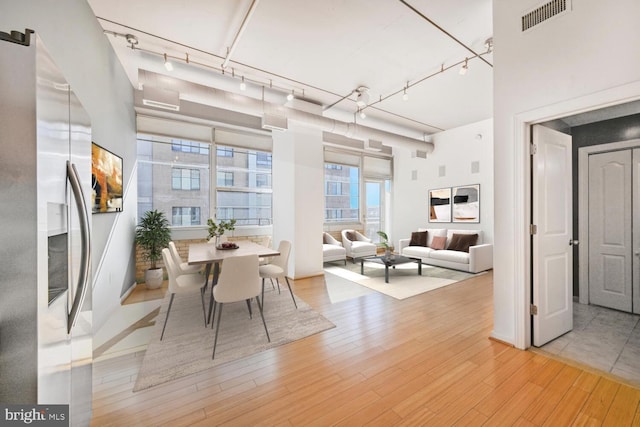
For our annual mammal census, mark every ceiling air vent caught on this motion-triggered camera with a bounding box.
[522,0,569,32]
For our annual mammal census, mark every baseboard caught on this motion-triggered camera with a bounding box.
[291,272,324,280]
[120,282,137,304]
[489,333,515,347]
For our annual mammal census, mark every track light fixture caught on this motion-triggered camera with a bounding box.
[355,86,370,107]
[484,37,494,53]
[125,34,138,49]
[359,109,366,119]
[459,58,468,75]
[402,86,409,101]
[164,53,173,71]
[107,29,308,109]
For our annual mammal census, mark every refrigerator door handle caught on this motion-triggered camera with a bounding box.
[67,161,91,334]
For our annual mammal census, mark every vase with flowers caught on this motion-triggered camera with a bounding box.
[207,218,237,247]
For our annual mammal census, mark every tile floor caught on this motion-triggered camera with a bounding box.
[541,302,640,385]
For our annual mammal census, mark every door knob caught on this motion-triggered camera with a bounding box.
[569,240,579,246]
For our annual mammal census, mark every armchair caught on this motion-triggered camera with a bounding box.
[323,232,347,264]
[341,229,377,262]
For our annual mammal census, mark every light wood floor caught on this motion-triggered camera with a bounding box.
[91,272,640,426]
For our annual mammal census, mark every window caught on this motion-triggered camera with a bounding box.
[256,173,271,188]
[256,152,271,168]
[217,147,233,157]
[215,145,272,226]
[172,207,201,226]
[137,134,210,226]
[172,139,209,155]
[137,133,272,228]
[323,149,392,225]
[324,162,359,223]
[216,171,233,187]
[172,168,200,190]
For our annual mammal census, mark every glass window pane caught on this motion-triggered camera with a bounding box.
[215,145,272,226]
[137,134,210,226]
[324,162,359,223]
[172,207,201,226]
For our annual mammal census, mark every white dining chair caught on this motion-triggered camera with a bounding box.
[259,240,297,309]
[160,248,207,340]
[169,241,202,275]
[211,254,270,359]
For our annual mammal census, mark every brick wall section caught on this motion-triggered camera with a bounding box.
[135,235,272,282]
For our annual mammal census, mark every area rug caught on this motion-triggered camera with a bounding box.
[324,261,480,300]
[133,287,335,391]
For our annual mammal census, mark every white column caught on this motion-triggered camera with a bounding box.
[272,122,324,278]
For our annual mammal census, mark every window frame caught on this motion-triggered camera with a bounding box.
[171,167,201,191]
[213,144,273,226]
[323,148,393,226]
[323,160,361,224]
[137,122,274,230]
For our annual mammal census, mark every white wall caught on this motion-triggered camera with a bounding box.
[493,0,640,347]
[272,123,325,278]
[1,0,137,333]
[393,119,493,248]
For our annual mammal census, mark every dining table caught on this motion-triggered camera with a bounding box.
[187,240,280,324]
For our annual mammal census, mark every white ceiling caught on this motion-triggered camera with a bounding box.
[88,0,494,138]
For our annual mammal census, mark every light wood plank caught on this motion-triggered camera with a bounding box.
[91,271,640,427]
[602,384,640,427]
[575,377,621,423]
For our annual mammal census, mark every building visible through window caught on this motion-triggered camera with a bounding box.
[172,207,201,226]
[137,135,272,227]
[324,162,359,222]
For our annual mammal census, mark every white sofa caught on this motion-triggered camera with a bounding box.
[323,232,346,264]
[341,229,377,262]
[398,228,493,273]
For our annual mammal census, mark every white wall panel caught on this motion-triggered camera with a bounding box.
[493,0,640,346]
[392,119,493,250]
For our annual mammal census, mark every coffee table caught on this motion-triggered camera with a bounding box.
[360,255,422,283]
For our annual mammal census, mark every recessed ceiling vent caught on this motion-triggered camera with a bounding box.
[522,0,569,32]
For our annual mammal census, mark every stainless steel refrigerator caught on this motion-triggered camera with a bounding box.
[0,32,93,425]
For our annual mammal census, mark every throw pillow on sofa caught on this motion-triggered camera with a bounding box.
[430,235,446,250]
[447,233,478,253]
[409,230,428,246]
[345,231,357,241]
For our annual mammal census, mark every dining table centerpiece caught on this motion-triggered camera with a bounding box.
[207,218,237,247]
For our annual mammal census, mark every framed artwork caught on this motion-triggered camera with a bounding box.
[452,184,480,223]
[91,142,123,213]
[428,187,451,222]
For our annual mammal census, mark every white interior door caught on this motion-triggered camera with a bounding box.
[588,150,632,312]
[532,125,573,346]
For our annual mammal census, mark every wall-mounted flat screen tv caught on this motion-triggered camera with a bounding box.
[91,142,123,213]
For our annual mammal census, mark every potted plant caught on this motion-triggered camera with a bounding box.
[207,218,237,246]
[377,230,394,258]
[136,209,172,289]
